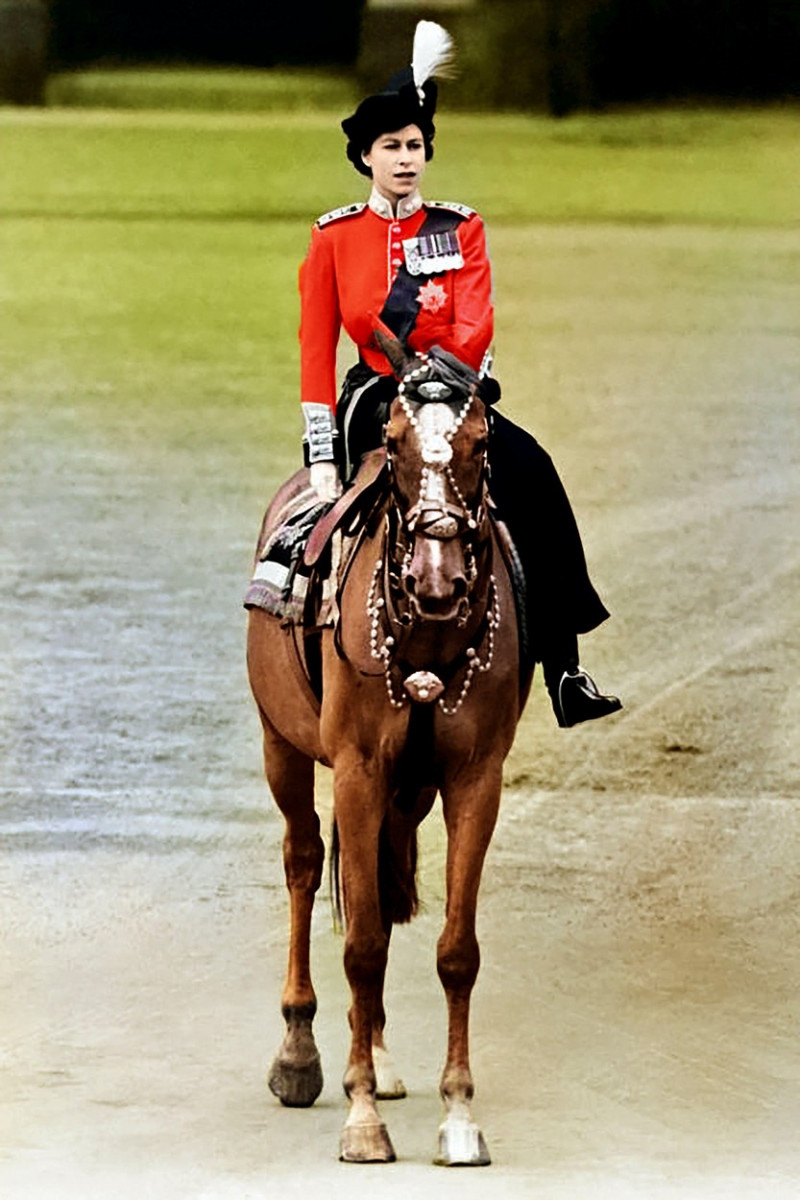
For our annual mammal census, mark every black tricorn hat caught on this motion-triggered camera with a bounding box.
[342,21,454,176]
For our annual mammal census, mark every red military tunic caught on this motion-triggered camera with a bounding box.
[299,189,494,414]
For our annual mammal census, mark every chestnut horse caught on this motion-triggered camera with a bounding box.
[246,340,532,1165]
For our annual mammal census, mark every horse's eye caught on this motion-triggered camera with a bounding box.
[473,436,488,458]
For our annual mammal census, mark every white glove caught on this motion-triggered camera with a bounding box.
[310,460,341,504]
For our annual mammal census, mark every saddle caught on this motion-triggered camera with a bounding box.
[244,451,390,709]
[245,450,388,618]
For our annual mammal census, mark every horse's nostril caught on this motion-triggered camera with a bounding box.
[404,572,417,595]
[452,576,467,599]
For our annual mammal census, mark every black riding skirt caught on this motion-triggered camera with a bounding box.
[335,362,610,657]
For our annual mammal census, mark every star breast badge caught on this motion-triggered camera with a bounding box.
[417,279,448,314]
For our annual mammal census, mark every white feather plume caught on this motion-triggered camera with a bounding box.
[412,20,455,95]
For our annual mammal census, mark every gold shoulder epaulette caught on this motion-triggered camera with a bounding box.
[315,203,367,228]
[425,201,477,219]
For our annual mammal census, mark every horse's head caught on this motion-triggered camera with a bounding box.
[378,335,489,623]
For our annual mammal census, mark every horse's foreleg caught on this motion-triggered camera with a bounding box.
[260,712,325,1108]
[369,799,428,1102]
[369,940,406,1101]
[434,765,502,1166]
[335,765,396,1163]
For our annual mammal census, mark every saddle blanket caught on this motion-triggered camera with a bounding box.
[244,483,339,624]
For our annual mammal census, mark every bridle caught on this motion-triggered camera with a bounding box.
[396,371,484,529]
[364,353,501,714]
[394,355,488,582]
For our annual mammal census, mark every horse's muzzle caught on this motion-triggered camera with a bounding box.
[404,535,469,622]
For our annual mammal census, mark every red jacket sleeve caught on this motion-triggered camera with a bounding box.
[408,213,494,371]
[298,225,341,413]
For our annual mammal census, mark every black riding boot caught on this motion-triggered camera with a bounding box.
[542,633,622,729]
[486,410,621,728]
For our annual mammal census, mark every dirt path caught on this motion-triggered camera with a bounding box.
[2,223,799,1198]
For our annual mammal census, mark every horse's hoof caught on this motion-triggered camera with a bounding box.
[434,1118,491,1167]
[340,1121,396,1163]
[268,1053,323,1108]
[373,1046,407,1101]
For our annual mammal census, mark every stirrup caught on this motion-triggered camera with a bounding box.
[555,668,622,729]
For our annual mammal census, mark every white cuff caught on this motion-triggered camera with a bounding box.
[302,402,337,464]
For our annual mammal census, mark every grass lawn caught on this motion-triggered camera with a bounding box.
[3,103,798,226]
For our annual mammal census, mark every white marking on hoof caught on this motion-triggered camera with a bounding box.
[340,1120,396,1163]
[340,1092,396,1163]
[373,1046,407,1100]
[434,1115,491,1167]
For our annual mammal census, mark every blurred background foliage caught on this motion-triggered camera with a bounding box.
[1,0,799,111]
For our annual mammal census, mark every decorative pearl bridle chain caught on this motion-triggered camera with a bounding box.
[366,556,501,715]
[438,576,500,716]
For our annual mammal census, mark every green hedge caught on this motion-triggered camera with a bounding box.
[46,67,357,113]
[0,0,49,104]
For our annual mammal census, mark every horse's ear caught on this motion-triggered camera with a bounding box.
[374,329,409,378]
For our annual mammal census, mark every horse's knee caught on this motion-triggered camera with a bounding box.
[344,928,389,990]
[282,827,325,893]
[437,930,480,995]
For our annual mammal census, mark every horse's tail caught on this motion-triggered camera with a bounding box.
[329,810,419,931]
[393,701,437,807]
[329,702,431,930]
[378,813,419,926]
[330,818,344,932]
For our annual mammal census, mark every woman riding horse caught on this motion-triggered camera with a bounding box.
[299,21,621,728]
